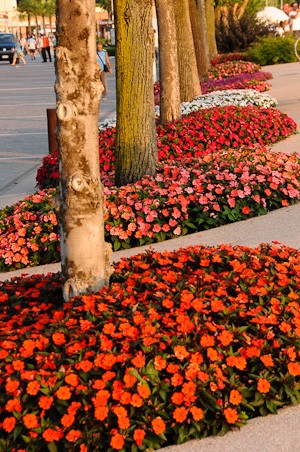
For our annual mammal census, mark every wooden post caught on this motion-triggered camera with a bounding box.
[46,108,58,154]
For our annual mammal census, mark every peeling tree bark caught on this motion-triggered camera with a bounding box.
[155,0,181,125]
[173,0,201,102]
[56,0,113,302]
[114,0,157,187]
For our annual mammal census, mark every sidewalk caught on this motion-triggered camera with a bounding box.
[1,62,300,451]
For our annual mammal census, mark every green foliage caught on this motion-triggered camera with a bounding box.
[246,35,298,65]
[216,12,273,53]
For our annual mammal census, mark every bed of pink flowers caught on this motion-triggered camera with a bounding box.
[36,106,296,190]
[207,61,261,80]
[1,147,300,271]
[201,72,272,94]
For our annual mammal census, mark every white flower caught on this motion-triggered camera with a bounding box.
[99,89,278,130]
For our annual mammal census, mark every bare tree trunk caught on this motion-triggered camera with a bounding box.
[114,0,157,187]
[42,14,46,33]
[56,0,112,301]
[49,16,53,34]
[237,0,249,19]
[35,15,39,35]
[173,0,201,102]
[205,0,218,59]
[155,0,181,125]
[190,0,210,81]
[27,14,32,35]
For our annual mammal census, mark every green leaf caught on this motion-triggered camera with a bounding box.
[47,442,58,452]
[13,424,23,441]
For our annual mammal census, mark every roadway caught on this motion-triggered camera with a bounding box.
[0,52,116,208]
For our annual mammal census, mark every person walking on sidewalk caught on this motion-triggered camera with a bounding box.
[41,34,52,62]
[11,39,27,66]
[96,42,113,100]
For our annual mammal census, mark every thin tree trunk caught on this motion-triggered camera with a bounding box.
[49,16,53,34]
[56,0,112,301]
[237,0,249,19]
[155,0,181,124]
[42,14,46,33]
[190,0,210,81]
[205,0,218,59]
[27,14,32,35]
[35,15,39,35]
[114,0,157,187]
[173,0,201,102]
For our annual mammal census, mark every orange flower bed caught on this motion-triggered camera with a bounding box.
[0,243,300,450]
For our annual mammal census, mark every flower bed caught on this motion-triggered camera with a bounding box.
[36,105,296,190]
[1,147,300,271]
[1,243,300,451]
[207,61,261,80]
[210,53,250,66]
[201,72,273,94]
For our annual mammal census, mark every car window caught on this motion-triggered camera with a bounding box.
[0,34,14,43]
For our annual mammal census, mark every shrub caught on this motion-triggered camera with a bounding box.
[1,146,300,271]
[1,244,300,451]
[246,35,298,65]
[216,12,274,53]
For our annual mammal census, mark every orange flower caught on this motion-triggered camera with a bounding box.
[260,355,274,367]
[38,396,53,410]
[110,432,125,450]
[224,407,239,424]
[190,406,204,421]
[66,429,81,442]
[5,379,20,394]
[78,360,93,372]
[23,414,39,429]
[131,352,145,368]
[95,406,109,421]
[5,398,22,412]
[12,360,25,371]
[151,417,166,435]
[229,390,242,405]
[174,345,189,360]
[52,332,66,345]
[173,407,188,423]
[55,386,72,400]
[3,416,16,433]
[118,416,130,429]
[257,378,271,394]
[218,330,234,346]
[154,356,167,370]
[207,347,219,362]
[288,362,300,376]
[65,373,80,387]
[27,381,40,395]
[137,382,151,399]
[171,392,184,405]
[226,355,247,370]
[200,334,215,347]
[42,427,63,442]
[120,392,132,405]
[93,389,110,407]
[61,414,75,428]
[130,394,143,407]
[171,373,184,386]
[133,428,145,446]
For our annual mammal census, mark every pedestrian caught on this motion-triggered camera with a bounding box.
[288,1,300,32]
[96,42,113,100]
[11,39,27,66]
[20,35,27,54]
[41,34,52,62]
[27,35,37,60]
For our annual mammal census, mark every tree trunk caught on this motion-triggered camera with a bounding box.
[205,0,218,59]
[42,14,46,33]
[55,0,112,301]
[114,0,157,187]
[35,15,39,35]
[155,0,181,125]
[190,0,210,81]
[49,16,53,34]
[27,14,32,35]
[173,0,201,102]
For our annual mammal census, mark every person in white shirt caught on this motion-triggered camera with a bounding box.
[27,36,37,60]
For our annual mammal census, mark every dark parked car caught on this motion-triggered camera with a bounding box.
[0,33,15,63]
